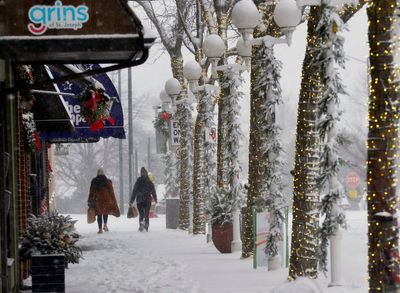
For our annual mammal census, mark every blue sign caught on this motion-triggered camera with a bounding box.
[41,64,125,143]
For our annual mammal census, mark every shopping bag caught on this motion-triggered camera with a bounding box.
[127,206,138,218]
[87,207,96,224]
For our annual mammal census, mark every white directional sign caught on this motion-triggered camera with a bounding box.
[170,120,180,146]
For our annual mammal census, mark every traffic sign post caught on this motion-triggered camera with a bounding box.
[346,171,360,189]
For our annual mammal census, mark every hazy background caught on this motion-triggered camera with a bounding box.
[55,4,369,213]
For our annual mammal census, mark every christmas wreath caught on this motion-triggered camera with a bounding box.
[76,85,115,131]
[22,112,41,154]
[153,111,172,137]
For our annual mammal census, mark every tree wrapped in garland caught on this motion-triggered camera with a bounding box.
[216,66,245,222]
[253,45,286,265]
[203,87,218,218]
[177,94,194,231]
[366,0,400,290]
[312,0,348,273]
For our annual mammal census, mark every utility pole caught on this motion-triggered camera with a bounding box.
[118,70,124,213]
[128,68,133,197]
[147,137,151,171]
[134,148,138,179]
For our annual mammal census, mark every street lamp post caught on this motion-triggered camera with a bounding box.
[230,0,301,260]
[164,77,195,231]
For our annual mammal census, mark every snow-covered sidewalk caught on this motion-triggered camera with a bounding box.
[64,212,368,293]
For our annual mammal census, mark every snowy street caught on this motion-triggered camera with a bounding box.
[59,212,368,293]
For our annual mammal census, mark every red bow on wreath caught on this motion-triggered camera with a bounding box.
[160,112,171,123]
[82,90,104,111]
[89,116,116,132]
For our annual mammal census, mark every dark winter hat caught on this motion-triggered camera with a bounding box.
[140,167,148,177]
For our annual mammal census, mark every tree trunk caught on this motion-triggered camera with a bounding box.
[170,57,192,231]
[287,1,368,280]
[241,4,281,258]
[192,92,206,234]
[366,1,399,291]
[288,6,321,280]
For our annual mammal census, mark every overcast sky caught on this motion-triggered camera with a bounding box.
[127,4,369,178]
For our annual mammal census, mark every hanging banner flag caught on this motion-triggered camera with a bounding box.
[41,64,125,143]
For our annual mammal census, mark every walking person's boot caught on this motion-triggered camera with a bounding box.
[139,221,144,232]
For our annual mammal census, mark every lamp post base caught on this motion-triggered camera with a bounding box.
[231,240,242,253]
[231,209,242,253]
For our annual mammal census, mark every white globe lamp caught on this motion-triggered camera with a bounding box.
[164,78,182,106]
[183,60,202,91]
[231,0,260,45]
[160,90,170,103]
[203,34,225,78]
[273,0,302,45]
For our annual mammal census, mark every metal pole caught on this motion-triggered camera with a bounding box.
[147,137,151,171]
[128,68,133,198]
[285,206,289,268]
[118,70,124,214]
[134,148,138,180]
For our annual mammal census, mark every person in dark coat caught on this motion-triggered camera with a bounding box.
[129,167,157,232]
[88,168,120,234]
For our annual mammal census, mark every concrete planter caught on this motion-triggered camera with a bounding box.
[166,198,179,229]
[212,223,233,254]
[31,254,65,293]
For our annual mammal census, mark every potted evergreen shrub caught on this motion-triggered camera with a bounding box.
[19,212,82,292]
[208,187,238,254]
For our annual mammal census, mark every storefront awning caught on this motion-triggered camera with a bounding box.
[31,65,74,133]
[39,64,125,143]
[0,0,154,65]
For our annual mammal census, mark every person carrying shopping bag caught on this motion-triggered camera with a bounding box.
[129,167,157,232]
[88,168,120,234]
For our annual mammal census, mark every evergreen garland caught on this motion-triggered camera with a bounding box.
[76,85,115,131]
[163,150,179,198]
[213,67,245,223]
[177,95,194,230]
[203,86,218,215]
[254,45,286,260]
[312,0,347,273]
[193,91,206,233]
[22,111,40,153]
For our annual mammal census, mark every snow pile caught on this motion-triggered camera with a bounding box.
[269,277,323,293]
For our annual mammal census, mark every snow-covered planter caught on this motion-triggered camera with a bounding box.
[208,187,236,225]
[207,188,237,253]
[19,212,82,265]
[212,222,233,254]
